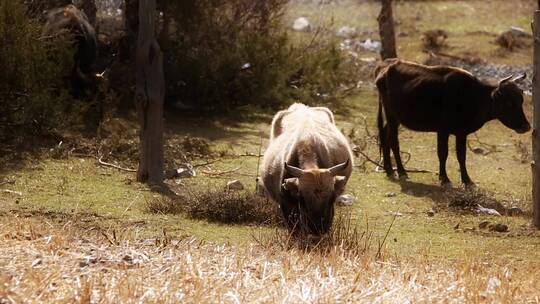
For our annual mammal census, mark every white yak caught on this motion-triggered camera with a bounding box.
[260,103,353,234]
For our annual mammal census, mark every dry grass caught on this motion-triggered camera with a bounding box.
[1,217,540,303]
[146,188,281,226]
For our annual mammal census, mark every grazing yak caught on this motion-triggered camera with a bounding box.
[260,103,353,235]
[375,59,530,186]
[42,4,98,96]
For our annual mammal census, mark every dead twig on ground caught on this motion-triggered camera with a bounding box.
[0,179,15,187]
[1,189,22,196]
[467,133,499,156]
[201,166,242,177]
[98,156,137,172]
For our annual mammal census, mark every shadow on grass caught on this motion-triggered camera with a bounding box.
[389,177,527,217]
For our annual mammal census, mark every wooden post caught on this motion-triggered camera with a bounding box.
[533,7,540,228]
[377,0,397,60]
[136,0,165,184]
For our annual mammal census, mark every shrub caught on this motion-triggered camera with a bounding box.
[163,0,349,111]
[146,187,281,226]
[0,0,76,143]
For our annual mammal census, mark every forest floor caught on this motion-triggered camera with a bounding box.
[1,0,540,302]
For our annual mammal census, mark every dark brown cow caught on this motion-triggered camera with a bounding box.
[375,59,530,186]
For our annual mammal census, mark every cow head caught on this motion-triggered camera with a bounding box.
[282,159,349,235]
[492,74,531,134]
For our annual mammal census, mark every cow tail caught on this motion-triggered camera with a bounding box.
[377,94,385,158]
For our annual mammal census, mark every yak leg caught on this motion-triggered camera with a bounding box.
[437,132,451,185]
[456,134,473,186]
[380,124,394,177]
[389,122,407,179]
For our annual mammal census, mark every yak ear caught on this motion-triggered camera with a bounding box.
[282,178,299,195]
[334,176,347,192]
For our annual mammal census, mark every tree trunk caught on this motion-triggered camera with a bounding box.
[136,0,165,184]
[120,0,139,62]
[533,8,540,228]
[76,0,97,28]
[377,0,397,60]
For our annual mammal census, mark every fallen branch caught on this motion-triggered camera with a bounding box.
[201,166,241,177]
[192,159,222,168]
[356,150,433,174]
[98,156,137,172]
[0,179,15,187]
[1,189,22,196]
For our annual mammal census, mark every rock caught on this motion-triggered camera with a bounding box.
[476,204,501,216]
[359,39,382,52]
[336,26,357,38]
[384,192,397,198]
[507,207,523,216]
[489,223,509,233]
[292,17,311,32]
[165,164,196,179]
[336,194,356,205]
[478,220,491,229]
[495,26,532,51]
[226,180,244,191]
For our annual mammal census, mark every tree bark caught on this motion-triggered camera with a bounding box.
[377,0,397,60]
[75,0,97,28]
[136,0,165,184]
[533,9,540,228]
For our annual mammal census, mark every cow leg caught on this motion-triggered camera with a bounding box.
[389,122,407,179]
[437,132,451,185]
[456,134,474,186]
[381,124,394,177]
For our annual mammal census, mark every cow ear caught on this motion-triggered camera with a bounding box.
[282,178,299,195]
[334,176,347,192]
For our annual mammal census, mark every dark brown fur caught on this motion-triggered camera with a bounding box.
[375,59,530,185]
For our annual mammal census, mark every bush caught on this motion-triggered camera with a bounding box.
[0,0,76,143]
[146,187,281,226]
[163,0,349,111]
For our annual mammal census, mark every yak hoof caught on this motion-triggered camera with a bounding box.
[464,181,476,190]
[440,177,452,188]
[398,172,408,180]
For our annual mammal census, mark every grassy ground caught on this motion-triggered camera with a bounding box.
[1,0,539,302]
[286,0,534,64]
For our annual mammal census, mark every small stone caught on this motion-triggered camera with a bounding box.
[384,192,397,198]
[479,221,491,229]
[507,207,523,216]
[292,17,311,32]
[336,26,357,38]
[489,223,509,233]
[226,180,244,191]
[336,194,356,205]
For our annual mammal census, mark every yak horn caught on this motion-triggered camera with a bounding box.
[285,162,304,177]
[328,159,350,175]
[499,75,513,85]
[512,73,527,82]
